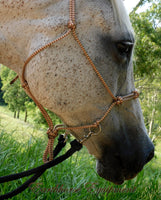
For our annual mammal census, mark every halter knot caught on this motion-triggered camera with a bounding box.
[22,81,29,90]
[133,91,139,99]
[47,128,58,139]
[68,20,76,30]
[93,120,99,127]
[116,96,123,105]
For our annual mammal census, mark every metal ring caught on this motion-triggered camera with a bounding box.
[63,132,69,143]
[89,124,101,136]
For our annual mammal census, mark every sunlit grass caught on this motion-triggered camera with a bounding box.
[0,106,45,144]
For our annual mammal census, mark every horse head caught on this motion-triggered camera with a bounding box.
[0,0,154,184]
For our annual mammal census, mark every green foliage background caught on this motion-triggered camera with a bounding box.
[129,0,161,141]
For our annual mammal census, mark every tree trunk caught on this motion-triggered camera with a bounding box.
[17,110,20,119]
[149,108,155,136]
[24,109,27,122]
[14,111,16,118]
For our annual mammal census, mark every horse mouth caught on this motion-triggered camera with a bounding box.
[96,160,142,185]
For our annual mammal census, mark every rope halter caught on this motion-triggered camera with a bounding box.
[11,0,139,163]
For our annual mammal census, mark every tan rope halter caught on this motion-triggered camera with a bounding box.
[11,0,139,163]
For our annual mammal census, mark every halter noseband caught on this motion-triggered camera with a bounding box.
[11,0,139,163]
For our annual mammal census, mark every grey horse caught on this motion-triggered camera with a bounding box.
[0,0,154,184]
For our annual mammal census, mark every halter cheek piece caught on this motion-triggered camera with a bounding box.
[11,0,139,163]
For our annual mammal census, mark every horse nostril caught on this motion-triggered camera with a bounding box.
[145,150,154,164]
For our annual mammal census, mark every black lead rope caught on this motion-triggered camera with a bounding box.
[0,135,82,200]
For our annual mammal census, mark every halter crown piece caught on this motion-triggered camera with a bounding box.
[11,0,139,163]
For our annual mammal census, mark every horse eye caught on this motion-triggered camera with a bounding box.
[116,41,134,56]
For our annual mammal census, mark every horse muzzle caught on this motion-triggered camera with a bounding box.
[96,135,154,185]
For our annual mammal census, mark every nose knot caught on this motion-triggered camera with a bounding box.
[133,91,140,99]
[116,96,123,105]
[68,20,76,30]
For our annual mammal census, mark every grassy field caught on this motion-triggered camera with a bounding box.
[0,106,161,200]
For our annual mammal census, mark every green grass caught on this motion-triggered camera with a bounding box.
[0,106,161,200]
